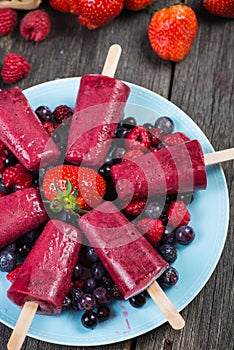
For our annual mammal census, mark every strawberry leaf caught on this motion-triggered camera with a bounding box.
[53,181,63,197]
[65,179,72,195]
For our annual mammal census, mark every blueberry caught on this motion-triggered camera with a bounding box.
[98,161,113,178]
[83,277,97,293]
[160,226,175,244]
[93,287,111,304]
[115,127,130,139]
[79,293,96,311]
[174,225,195,245]
[129,292,147,308]
[158,244,177,263]
[72,263,84,282]
[35,106,53,122]
[154,117,174,134]
[145,201,163,219]
[0,250,17,272]
[4,243,16,253]
[4,153,18,167]
[69,287,84,311]
[85,246,99,263]
[97,305,110,321]
[0,179,11,195]
[158,266,179,288]
[91,263,105,280]
[31,171,39,188]
[81,310,98,328]
[177,193,194,205]
[120,116,137,130]
[110,284,123,300]
[142,123,154,131]
[101,275,114,288]
[17,244,30,258]
[62,296,71,311]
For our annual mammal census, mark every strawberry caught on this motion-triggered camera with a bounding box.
[42,165,106,214]
[6,264,23,283]
[76,0,124,29]
[148,4,198,62]
[163,132,190,146]
[49,0,71,13]
[124,0,155,11]
[137,218,164,245]
[203,0,234,18]
[123,199,146,216]
[167,201,191,228]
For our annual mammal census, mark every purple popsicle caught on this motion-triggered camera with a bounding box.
[0,188,48,248]
[0,87,60,171]
[79,201,168,299]
[66,74,130,167]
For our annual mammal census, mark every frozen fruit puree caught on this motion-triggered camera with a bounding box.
[0,87,60,171]
[66,74,130,167]
[79,201,168,299]
[7,220,82,316]
[111,140,207,201]
[0,188,48,248]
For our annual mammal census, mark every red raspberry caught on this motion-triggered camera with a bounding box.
[150,127,163,147]
[1,53,31,84]
[20,10,51,42]
[53,105,73,123]
[167,201,191,228]
[123,199,147,216]
[2,163,32,190]
[125,126,151,150]
[0,8,17,35]
[6,264,23,283]
[122,149,144,163]
[43,121,59,136]
[137,218,164,245]
[163,132,190,146]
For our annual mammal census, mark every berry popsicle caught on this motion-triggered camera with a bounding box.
[80,201,185,329]
[66,46,130,167]
[7,220,82,316]
[0,188,48,248]
[111,139,207,201]
[0,87,60,171]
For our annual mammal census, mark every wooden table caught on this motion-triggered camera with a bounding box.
[0,1,233,349]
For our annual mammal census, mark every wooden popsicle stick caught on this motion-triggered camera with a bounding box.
[204,148,234,166]
[7,301,38,350]
[101,44,122,77]
[0,0,41,10]
[147,282,185,330]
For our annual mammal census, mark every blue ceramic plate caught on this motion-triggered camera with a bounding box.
[0,78,229,346]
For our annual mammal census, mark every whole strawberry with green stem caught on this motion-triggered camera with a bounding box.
[148,4,198,62]
[76,0,124,29]
[42,165,106,215]
[203,0,234,18]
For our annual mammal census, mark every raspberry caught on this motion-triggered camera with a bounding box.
[6,264,22,283]
[123,199,146,216]
[137,218,164,245]
[167,201,191,228]
[163,132,190,146]
[43,121,59,136]
[150,127,163,147]
[0,8,17,35]
[2,163,32,190]
[1,53,31,84]
[20,10,51,42]
[53,105,73,123]
[125,126,151,150]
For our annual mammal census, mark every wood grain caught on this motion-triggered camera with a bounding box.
[0,0,233,349]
